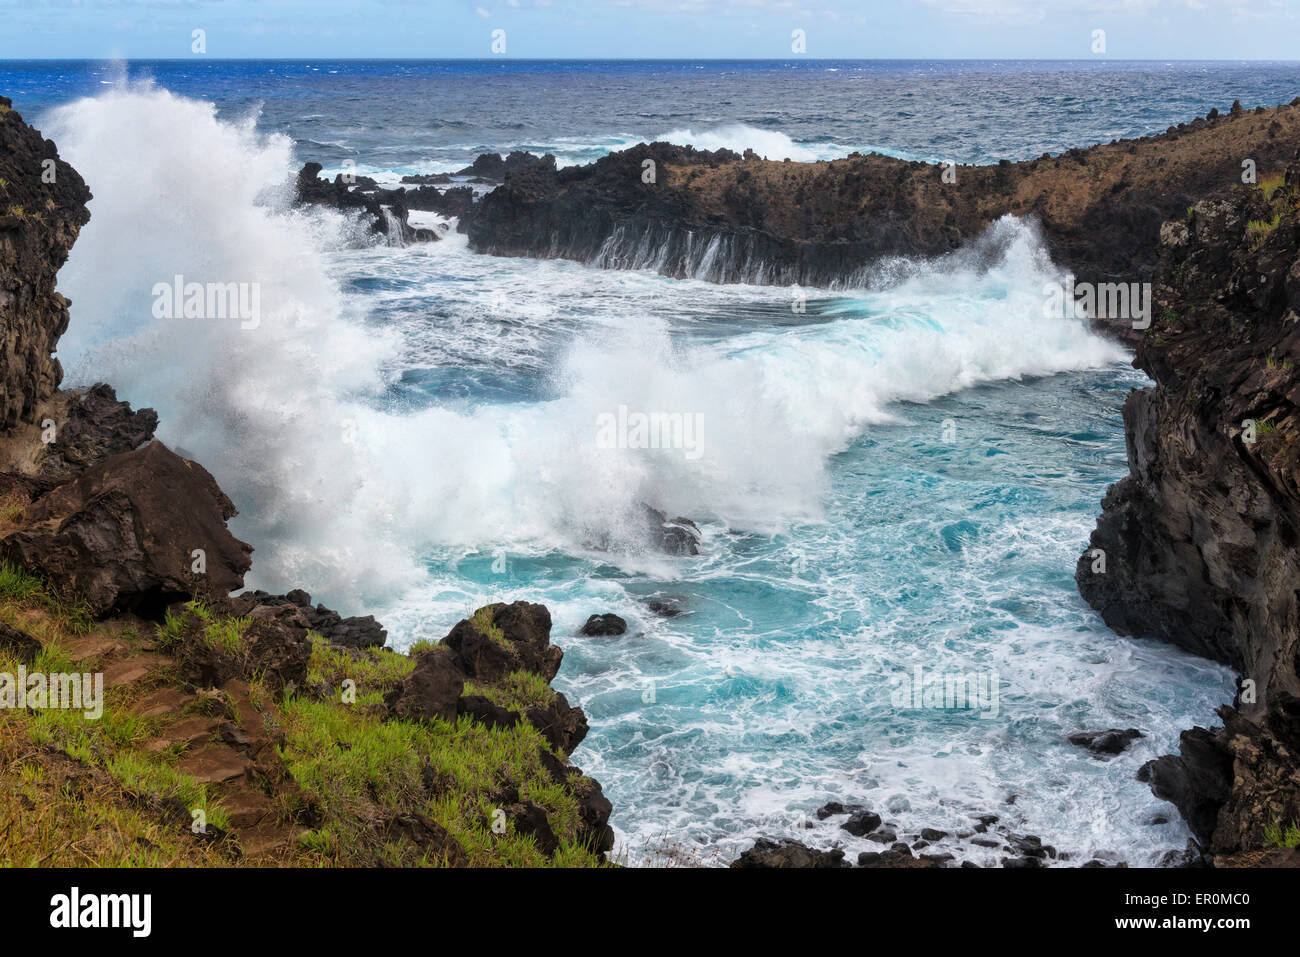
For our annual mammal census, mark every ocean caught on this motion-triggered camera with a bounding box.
[5,58,1280,865]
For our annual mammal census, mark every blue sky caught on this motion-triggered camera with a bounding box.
[1,0,1297,60]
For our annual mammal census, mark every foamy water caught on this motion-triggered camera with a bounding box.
[44,83,1236,866]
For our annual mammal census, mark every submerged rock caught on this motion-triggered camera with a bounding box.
[1068,728,1144,756]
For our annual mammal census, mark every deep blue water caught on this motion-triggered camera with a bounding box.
[4,58,1300,172]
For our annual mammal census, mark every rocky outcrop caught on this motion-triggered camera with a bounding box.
[385,601,611,852]
[580,613,627,637]
[294,162,439,244]
[465,100,1300,338]
[0,95,91,431]
[1077,158,1300,859]
[732,838,849,868]
[224,587,387,649]
[1,439,253,616]
[32,383,158,481]
[454,150,547,183]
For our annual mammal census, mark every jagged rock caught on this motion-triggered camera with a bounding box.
[0,97,91,432]
[1,440,252,617]
[815,801,863,819]
[34,384,157,481]
[569,774,615,854]
[456,693,519,730]
[400,173,452,185]
[385,812,468,866]
[731,838,848,869]
[524,691,589,754]
[228,588,386,649]
[294,162,437,244]
[386,648,464,723]
[243,604,313,694]
[579,613,627,637]
[643,505,702,556]
[453,151,547,182]
[859,848,939,868]
[1068,728,1144,756]
[441,601,561,682]
[1078,161,1300,856]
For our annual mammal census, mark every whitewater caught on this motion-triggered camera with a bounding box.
[43,83,1236,866]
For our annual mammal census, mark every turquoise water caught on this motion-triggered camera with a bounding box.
[37,81,1239,866]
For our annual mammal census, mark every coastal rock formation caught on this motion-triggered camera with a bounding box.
[294,162,440,244]
[0,98,614,868]
[1077,159,1300,858]
[454,150,547,182]
[0,95,91,431]
[225,587,388,649]
[465,100,1300,338]
[0,440,253,617]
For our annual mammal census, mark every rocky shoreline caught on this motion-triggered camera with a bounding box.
[0,96,612,866]
[8,81,1300,866]
[297,97,1300,344]
[1076,157,1300,867]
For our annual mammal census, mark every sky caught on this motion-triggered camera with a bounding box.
[0,0,1297,60]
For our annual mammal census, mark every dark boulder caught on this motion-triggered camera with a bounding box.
[34,384,158,482]
[441,601,561,682]
[0,621,41,663]
[731,838,847,869]
[227,588,387,649]
[385,648,465,723]
[643,505,702,556]
[579,613,627,637]
[507,801,559,857]
[1,440,252,617]
[841,810,883,837]
[524,691,589,754]
[1068,728,1144,756]
[243,603,313,694]
[456,693,519,730]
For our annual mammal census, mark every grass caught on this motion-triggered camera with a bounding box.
[157,599,249,657]
[471,605,511,650]
[1258,171,1288,202]
[0,564,610,868]
[1246,211,1283,249]
[0,562,92,635]
[1263,818,1300,848]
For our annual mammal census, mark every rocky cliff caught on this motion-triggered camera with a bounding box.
[465,99,1300,318]
[1077,161,1300,864]
[0,95,90,431]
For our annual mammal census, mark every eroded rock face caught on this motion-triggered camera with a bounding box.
[1,440,253,616]
[1078,161,1300,856]
[34,383,159,481]
[0,97,91,432]
[465,101,1300,327]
